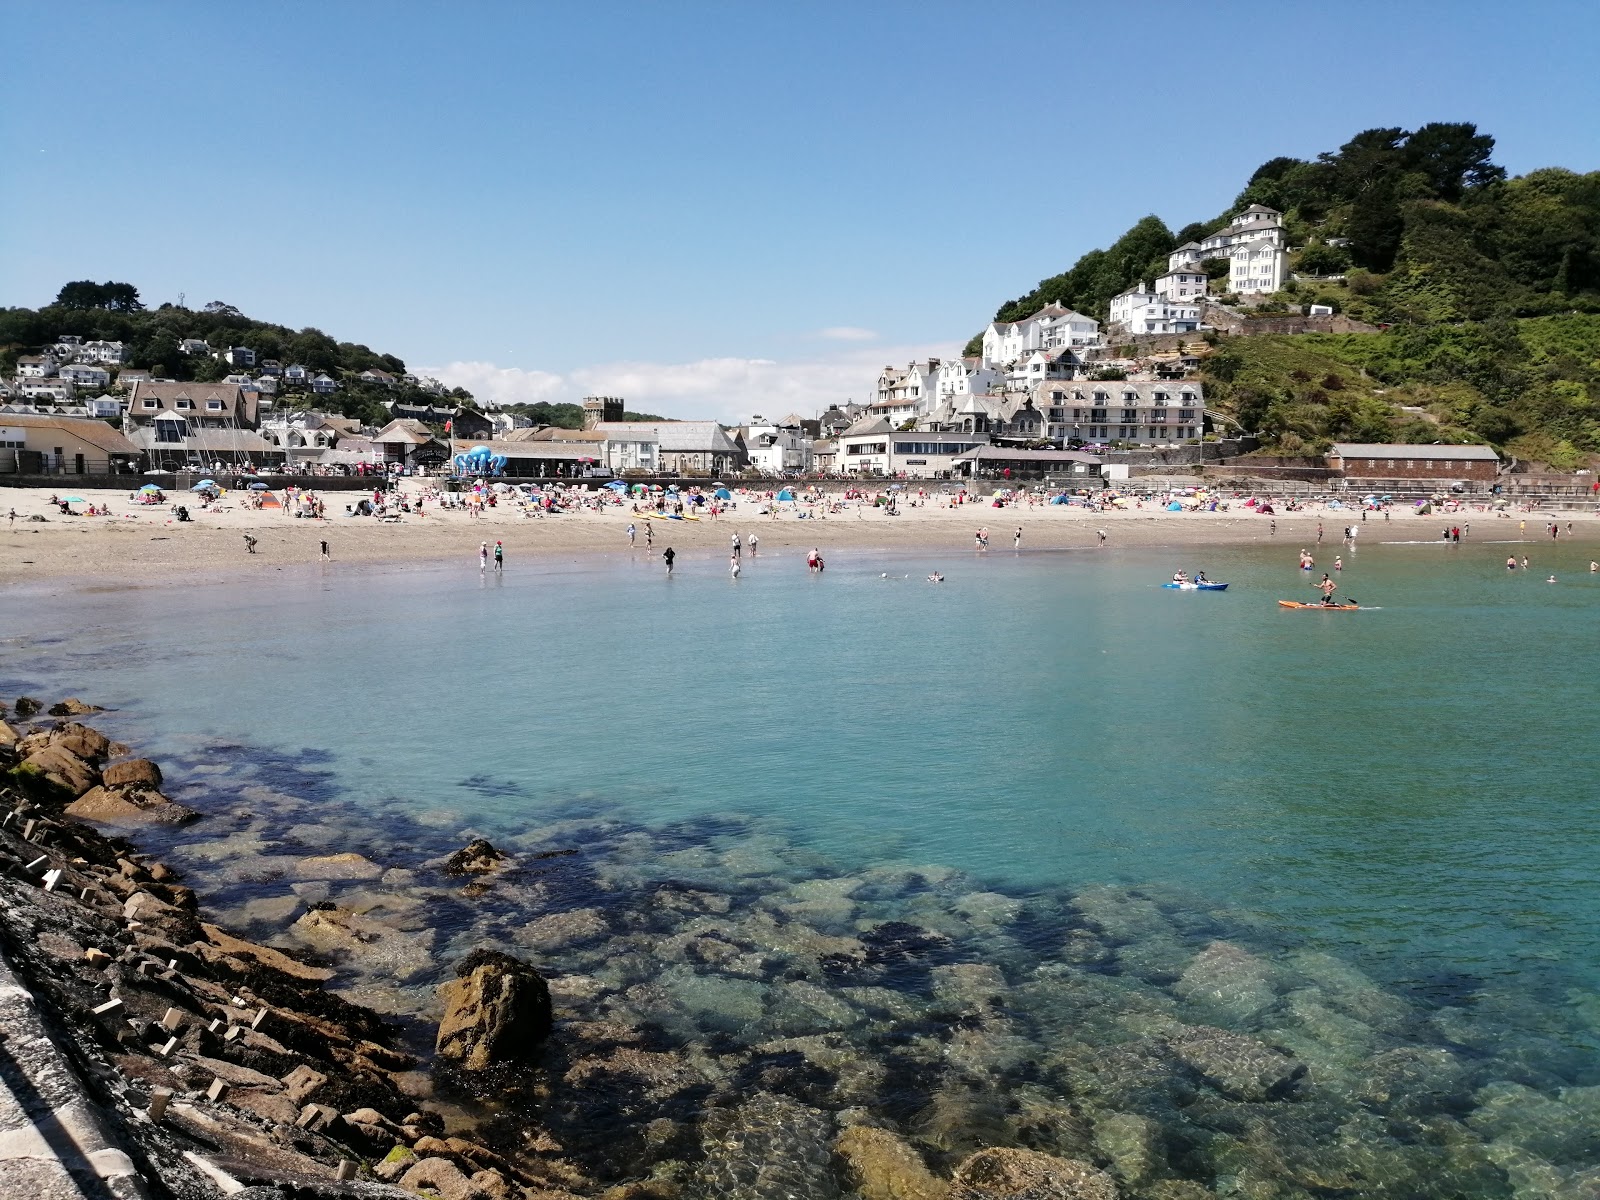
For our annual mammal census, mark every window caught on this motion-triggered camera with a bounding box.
[176,399,193,410]
[1152,409,1168,421]
[207,400,224,411]
[1090,409,1107,422]
[1121,409,1138,422]
[142,399,157,409]
[1179,409,1195,421]
[1425,460,1433,469]
[1405,460,1415,469]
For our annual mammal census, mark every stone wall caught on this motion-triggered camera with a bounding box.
[1202,303,1379,337]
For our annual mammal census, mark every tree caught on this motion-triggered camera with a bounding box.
[54,280,143,311]
[1404,122,1504,203]
[203,300,243,317]
[1296,242,1350,276]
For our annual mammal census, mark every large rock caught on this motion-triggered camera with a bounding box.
[67,784,199,825]
[102,758,163,788]
[1173,941,1279,1022]
[835,1125,950,1200]
[951,1148,1120,1199]
[48,698,103,717]
[436,949,552,1070]
[17,744,99,796]
[0,720,17,749]
[1168,1025,1304,1102]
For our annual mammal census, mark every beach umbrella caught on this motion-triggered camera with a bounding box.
[138,484,162,493]
[248,482,269,490]
[605,480,628,490]
[190,482,217,492]
[64,495,85,503]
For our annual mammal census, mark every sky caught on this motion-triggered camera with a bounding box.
[4,1,1599,423]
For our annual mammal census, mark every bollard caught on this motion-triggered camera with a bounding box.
[148,1089,172,1123]
[161,1007,184,1032]
[92,998,123,1016]
[336,1161,357,1182]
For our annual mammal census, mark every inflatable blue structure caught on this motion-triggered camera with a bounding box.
[454,445,507,476]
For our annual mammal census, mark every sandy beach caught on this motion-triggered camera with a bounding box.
[3,481,1594,587]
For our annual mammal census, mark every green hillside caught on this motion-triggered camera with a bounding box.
[968,123,1600,459]
[0,284,470,426]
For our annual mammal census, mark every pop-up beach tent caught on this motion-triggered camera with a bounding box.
[713,488,732,500]
[605,480,628,491]
[777,489,796,501]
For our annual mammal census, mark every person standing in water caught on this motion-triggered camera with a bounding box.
[729,553,740,579]
[320,539,329,560]
[663,546,675,574]
[479,541,488,571]
[731,533,741,559]
[748,532,758,556]
[627,522,636,546]
[494,540,504,571]
[1014,526,1022,550]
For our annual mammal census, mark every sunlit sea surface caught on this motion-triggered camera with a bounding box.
[7,534,1600,1186]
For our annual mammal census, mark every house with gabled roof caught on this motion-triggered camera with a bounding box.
[593,421,740,476]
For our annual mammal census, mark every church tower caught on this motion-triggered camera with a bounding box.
[582,396,624,429]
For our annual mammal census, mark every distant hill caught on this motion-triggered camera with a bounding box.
[970,124,1600,460]
[0,285,468,427]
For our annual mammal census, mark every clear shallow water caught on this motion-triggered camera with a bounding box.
[6,539,1598,992]
[8,538,1600,1188]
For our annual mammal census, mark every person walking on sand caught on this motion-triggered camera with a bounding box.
[627,522,636,547]
[479,541,489,571]
[663,546,675,574]
[494,540,504,571]
[1317,522,1324,544]
[320,539,329,560]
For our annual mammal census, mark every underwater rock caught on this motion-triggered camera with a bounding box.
[1167,1026,1305,1102]
[766,978,864,1036]
[1092,1112,1164,1188]
[518,907,612,952]
[436,949,553,1070]
[1468,1081,1600,1165]
[291,903,435,980]
[950,1147,1119,1200]
[931,963,1008,1015]
[834,1124,950,1200]
[291,851,385,881]
[1353,1046,1471,1116]
[1070,885,1171,944]
[445,837,507,876]
[1174,941,1280,1023]
[691,1091,840,1199]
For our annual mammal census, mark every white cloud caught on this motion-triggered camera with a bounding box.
[420,339,959,426]
[816,326,879,342]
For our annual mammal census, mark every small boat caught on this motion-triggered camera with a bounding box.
[1162,581,1228,591]
[1278,600,1361,610]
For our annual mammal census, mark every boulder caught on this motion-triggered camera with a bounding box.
[67,785,199,825]
[436,950,552,1069]
[517,907,610,952]
[48,698,103,717]
[292,852,384,881]
[0,720,17,749]
[18,744,98,796]
[1173,941,1279,1022]
[102,758,163,789]
[445,838,507,876]
[123,890,202,944]
[49,722,111,761]
[399,1156,475,1200]
[693,1091,840,1199]
[951,1148,1120,1200]
[1092,1113,1163,1188]
[1167,1025,1304,1102]
[201,924,334,983]
[14,696,41,716]
[835,1125,950,1200]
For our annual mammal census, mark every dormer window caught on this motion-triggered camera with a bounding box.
[142,399,158,409]
[176,399,193,410]
[207,400,224,411]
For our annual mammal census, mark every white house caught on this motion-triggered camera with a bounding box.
[1005,347,1081,391]
[82,395,122,419]
[223,346,257,367]
[16,354,58,378]
[310,373,338,394]
[221,373,256,387]
[1167,241,1205,270]
[116,369,152,387]
[80,340,127,364]
[283,364,309,384]
[980,303,1100,369]
[178,339,211,356]
[872,360,940,423]
[358,368,398,388]
[17,378,74,401]
[935,357,1000,403]
[59,363,111,389]
[1107,285,1201,335]
[600,429,659,474]
[1197,203,1289,296]
[836,415,989,478]
[742,416,813,475]
[1154,263,1209,303]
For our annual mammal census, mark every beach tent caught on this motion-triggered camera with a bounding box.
[605,480,628,491]
[1166,501,1184,511]
[713,488,731,500]
[777,489,796,501]
[191,480,218,491]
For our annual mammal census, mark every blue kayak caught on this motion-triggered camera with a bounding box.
[1162,581,1229,590]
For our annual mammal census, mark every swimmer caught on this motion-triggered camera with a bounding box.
[1547,575,1557,583]
[927,572,944,583]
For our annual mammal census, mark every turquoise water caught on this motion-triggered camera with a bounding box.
[7,540,1598,991]
[7,537,1600,1187]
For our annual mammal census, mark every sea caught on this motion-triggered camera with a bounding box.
[6,533,1600,1189]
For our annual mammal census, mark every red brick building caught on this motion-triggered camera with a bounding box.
[1327,443,1500,483]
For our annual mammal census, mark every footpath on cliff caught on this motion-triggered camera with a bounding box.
[0,697,1134,1200]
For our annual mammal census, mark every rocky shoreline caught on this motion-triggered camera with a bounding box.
[5,699,1600,1199]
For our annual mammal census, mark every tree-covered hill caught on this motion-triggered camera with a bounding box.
[978,123,1599,333]
[0,284,469,426]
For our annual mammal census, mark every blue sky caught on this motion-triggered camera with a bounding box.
[4,1,1598,419]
